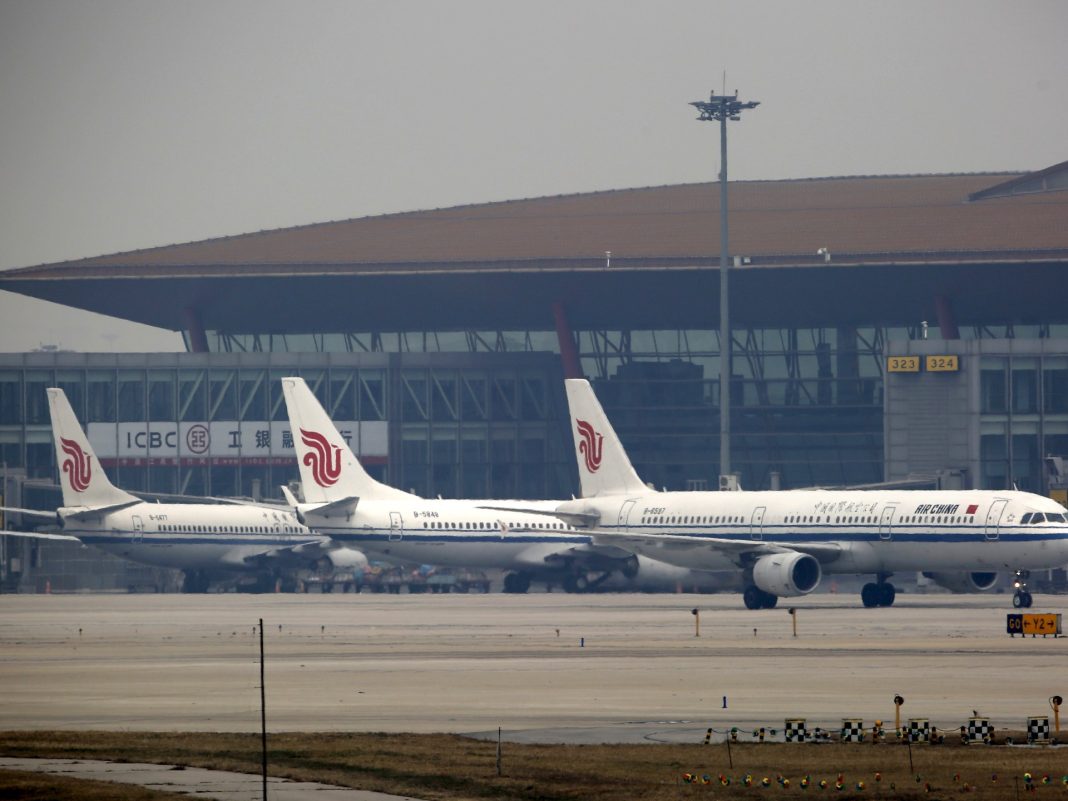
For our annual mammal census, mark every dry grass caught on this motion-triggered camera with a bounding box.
[1,730,1066,800]
[0,768,191,800]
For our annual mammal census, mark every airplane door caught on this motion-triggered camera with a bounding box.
[388,512,403,542]
[878,505,897,541]
[617,500,637,533]
[984,499,1008,541]
[131,515,144,543]
[750,507,766,540]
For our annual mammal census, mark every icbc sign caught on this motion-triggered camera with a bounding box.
[185,424,210,454]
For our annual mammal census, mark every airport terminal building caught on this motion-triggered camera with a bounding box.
[3,162,1068,589]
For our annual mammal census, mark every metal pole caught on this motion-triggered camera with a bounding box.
[719,107,731,480]
[692,90,758,486]
[260,618,267,801]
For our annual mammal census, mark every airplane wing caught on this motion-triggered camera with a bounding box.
[240,538,365,569]
[508,541,636,574]
[0,529,81,542]
[587,531,843,570]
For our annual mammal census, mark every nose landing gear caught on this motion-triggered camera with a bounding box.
[1012,570,1033,608]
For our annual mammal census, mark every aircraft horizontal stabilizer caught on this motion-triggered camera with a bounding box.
[0,506,60,520]
[63,499,143,521]
[302,495,360,520]
[129,490,286,508]
[0,529,81,542]
[477,505,600,528]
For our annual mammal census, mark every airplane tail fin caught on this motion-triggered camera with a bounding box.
[47,388,138,509]
[281,377,415,504]
[563,379,649,497]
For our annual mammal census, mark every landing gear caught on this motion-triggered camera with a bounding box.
[861,579,896,608]
[181,570,211,593]
[502,572,531,594]
[562,570,614,593]
[743,586,779,610]
[562,573,589,593]
[1012,570,1033,608]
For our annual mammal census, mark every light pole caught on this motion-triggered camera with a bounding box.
[690,90,759,486]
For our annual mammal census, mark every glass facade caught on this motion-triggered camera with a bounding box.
[0,354,572,501]
[979,353,1068,492]
[201,326,897,489]
[8,326,1068,500]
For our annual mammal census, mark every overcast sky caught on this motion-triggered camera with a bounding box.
[1,0,1065,352]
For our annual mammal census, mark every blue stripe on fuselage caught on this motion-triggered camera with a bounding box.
[314,528,592,545]
[611,524,1068,544]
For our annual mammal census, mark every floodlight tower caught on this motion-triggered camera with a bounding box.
[690,90,759,487]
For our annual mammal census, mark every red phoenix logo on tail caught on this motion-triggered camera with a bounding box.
[299,429,343,487]
[575,419,604,474]
[60,437,92,492]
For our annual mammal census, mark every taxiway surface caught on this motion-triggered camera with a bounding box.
[0,592,1064,743]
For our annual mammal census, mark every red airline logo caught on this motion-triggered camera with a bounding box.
[299,429,343,487]
[575,419,604,474]
[60,436,92,492]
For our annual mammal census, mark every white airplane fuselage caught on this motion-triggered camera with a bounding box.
[59,502,324,572]
[303,498,594,572]
[575,488,1068,575]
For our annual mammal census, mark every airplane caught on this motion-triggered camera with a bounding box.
[0,388,365,592]
[541,379,1068,610]
[280,375,718,593]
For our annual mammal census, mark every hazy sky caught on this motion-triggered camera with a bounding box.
[1,0,1065,352]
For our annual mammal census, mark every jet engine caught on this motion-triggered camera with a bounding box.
[326,547,369,570]
[922,571,998,593]
[752,552,821,597]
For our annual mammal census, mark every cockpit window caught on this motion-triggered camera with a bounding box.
[1047,512,1066,523]
[1020,513,1033,524]
[1031,513,1046,524]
